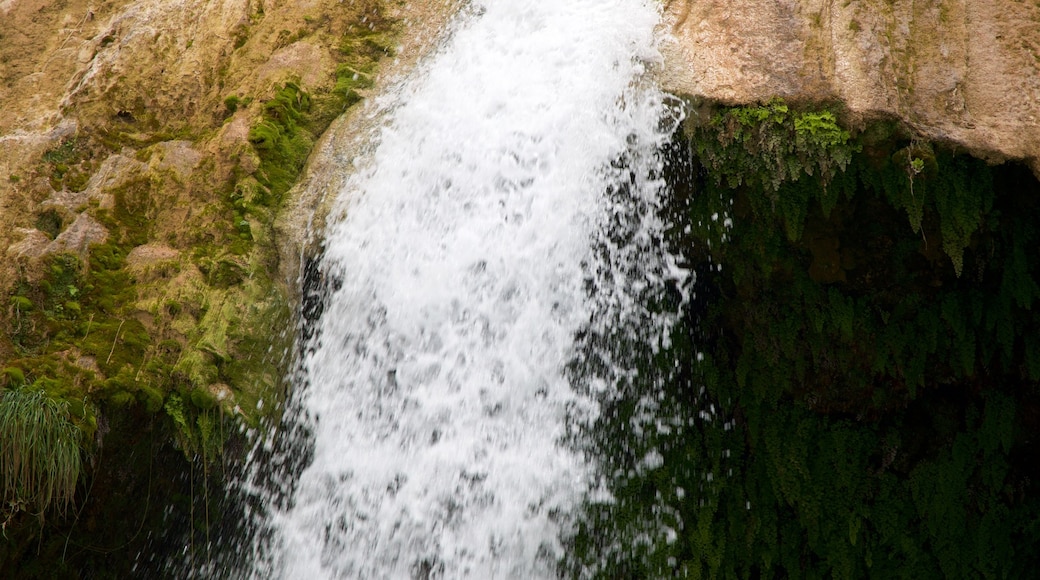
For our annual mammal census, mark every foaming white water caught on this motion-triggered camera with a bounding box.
[262,1,680,577]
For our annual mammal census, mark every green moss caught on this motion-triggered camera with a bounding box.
[173,349,220,387]
[339,29,396,58]
[199,257,246,288]
[41,138,79,165]
[190,387,218,410]
[247,82,315,206]
[333,63,375,106]
[10,295,33,312]
[109,179,154,247]
[569,111,1040,578]
[39,136,100,193]
[241,10,397,211]
[2,367,25,386]
[34,208,65,239]
[223,94,243,114]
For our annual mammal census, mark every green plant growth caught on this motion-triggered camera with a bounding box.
[333,27,395,108]
[0,5,403,574]
[568,109,1040,577]
[0,388,85,519]
[223,94,251,115]
[0,4,400,572]
[40,136,98,193]
[248,82,315,206]
[696,98,856,191]
[164,392,225,466]
[237,2,396,246]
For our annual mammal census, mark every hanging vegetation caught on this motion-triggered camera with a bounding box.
[568,100,1040,578]
[0,388,84,519]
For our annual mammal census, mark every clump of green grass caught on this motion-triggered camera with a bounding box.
[0,388,83,518]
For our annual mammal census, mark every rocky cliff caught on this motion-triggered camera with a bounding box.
[661,0,1040,174]
[2,0,1038,574]
[0,0,457,574]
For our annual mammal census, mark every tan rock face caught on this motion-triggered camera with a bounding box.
[0,0,459,288]
[661,0,1040,173]
[0,0,460,401]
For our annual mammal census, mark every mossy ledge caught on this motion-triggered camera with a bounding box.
[567,98,1040,577]
[0,1,399,575]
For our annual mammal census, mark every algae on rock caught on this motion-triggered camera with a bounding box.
[0,0,411,575]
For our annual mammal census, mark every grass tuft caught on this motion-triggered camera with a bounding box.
[0,388,83,518]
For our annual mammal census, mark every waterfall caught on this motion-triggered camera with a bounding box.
[250,1,683,577]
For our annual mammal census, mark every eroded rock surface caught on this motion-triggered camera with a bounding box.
[661,0,1040,173]
[0,0,461,481]
[0,1,460,571]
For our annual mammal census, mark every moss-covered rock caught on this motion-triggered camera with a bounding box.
[569,102,1040,578]
[0,0,411,574]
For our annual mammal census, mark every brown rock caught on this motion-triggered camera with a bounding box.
[662,0,1040,174]
[46,212,108,256]
[148,141,201,180]
[7,228,53,259]
[126,243,181,268]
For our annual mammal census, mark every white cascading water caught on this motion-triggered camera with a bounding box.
[255,1,683,577]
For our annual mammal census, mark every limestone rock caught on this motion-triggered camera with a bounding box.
[126,243,181,268]
[46,213,108,256]
[7,228,53,259]
[661,0,1040,174]
[147,141,201,180]
[83,153,148,196]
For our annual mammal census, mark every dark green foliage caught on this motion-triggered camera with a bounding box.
[569,108,1040,577]
[698,106,857,244]
[0,396,237,579]
[695,98,857,195]
[34,208,65,239]
[223,94,251,115]
[164,391,225,466]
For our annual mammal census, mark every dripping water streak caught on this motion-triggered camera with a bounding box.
[256,1,683,577]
